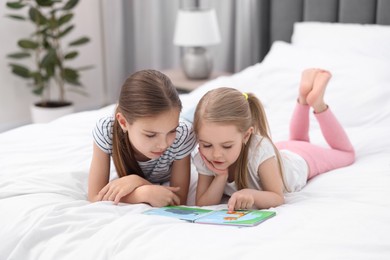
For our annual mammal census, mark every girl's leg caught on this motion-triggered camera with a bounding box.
[289,103,310,141]
[276,139,355,179]
[309,70,354,154]
[277,69,355,179]
[314,108,355,156]
[288,69,319,142]
[303,108,355,178]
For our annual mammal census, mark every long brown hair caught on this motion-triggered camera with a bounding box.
[193,87,286,190]
[112,69,182,178]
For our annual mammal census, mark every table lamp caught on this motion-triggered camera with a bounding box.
[173,8,221,80]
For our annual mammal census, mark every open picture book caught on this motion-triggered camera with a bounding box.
[143,206,276,227]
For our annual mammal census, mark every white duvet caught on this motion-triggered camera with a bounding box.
[1,39,390,259]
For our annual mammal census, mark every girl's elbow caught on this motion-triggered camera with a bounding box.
[262,193,284,208]
[180,195,188,206]
[195,197,209,207]
[87,193,100,203]
[87,197,96,203]
[195,198,202,206]
[273,194,285,207]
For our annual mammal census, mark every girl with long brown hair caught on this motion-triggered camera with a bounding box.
[88,70,196,206]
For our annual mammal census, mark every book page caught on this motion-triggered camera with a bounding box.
[194,210,276,226]
[143,206,213,222]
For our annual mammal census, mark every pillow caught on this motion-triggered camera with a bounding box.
[291,22,390,61]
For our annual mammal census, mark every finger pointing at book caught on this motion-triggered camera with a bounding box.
[228,189,255,212]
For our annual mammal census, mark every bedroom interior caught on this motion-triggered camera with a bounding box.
[0,0,389,259]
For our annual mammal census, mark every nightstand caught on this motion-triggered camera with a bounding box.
[162,69,231,93]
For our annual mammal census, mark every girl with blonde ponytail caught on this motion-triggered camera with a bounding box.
[88,70,197,206]
[193,69,355,211]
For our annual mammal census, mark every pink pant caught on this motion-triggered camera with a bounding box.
[276,104,355,179]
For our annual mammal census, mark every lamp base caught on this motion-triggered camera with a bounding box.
[181,47,212,80]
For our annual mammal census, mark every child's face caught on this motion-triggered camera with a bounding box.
[121,108,180,161]
[197,122,245,171]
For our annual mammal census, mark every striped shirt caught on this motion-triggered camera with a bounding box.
[92,116,197,183]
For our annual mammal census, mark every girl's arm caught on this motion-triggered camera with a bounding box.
[121,155,190,206]
[195,173,228,206]
[169,155,191,205]
[120,184,181,206]
[89,143,181,206]
[195,151,228,206]
[88,142,151,204]
[227,157,285,211]
[256,157,285,207]
[88,142,111,202]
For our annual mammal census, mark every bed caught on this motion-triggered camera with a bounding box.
[1,1,390,259]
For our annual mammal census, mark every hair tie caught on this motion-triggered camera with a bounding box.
[242,92,248,100]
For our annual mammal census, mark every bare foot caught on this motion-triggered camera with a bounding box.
[306,70,332,113]
[299,69,321,105]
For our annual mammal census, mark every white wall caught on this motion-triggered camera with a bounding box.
[0,0,106,132]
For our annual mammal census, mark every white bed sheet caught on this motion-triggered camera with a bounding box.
[1,40,390,259]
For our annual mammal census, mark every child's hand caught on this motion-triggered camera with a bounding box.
[98,175,137,204]
[140,185,181,207]
[199,151,228,176]
[227,189,255,212]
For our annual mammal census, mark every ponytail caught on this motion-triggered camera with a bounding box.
[246,93,289,192]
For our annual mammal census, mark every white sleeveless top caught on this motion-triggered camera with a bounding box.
[193,134,308,194]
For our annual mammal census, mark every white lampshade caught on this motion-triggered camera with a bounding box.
[173,9,221,46]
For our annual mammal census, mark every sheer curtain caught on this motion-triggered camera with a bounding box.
[100,0,265,101]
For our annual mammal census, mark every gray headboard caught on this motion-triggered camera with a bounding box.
[258,0,390,60]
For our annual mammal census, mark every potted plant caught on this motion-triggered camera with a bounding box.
[5,0,92,123]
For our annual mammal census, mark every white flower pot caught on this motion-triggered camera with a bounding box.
[30,102,75,123]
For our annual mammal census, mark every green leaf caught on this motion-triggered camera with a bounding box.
[67,79,82,86]
[69,37,90,46]
[46,15,56,29]
[64,51,78,59]
[33,86,45,95]
[57,25,74,38]
[45,63,55,77]
[6,14,26,20]
[43,38,51,49]
[6,2,26,9]
[7,52,31,59]
[62,0,79,10]
[76,65,94,71]
[9,63,31,78]
[40,48,57,68]
[30,71,43,82]
[18,39,39,49]
[58,13,73,26]
[33,27,48,37]
[29,7,48,25]
[36,0,54,7]
[30,71,46,89]
[62,68,81,85]
[63,67,79,78]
